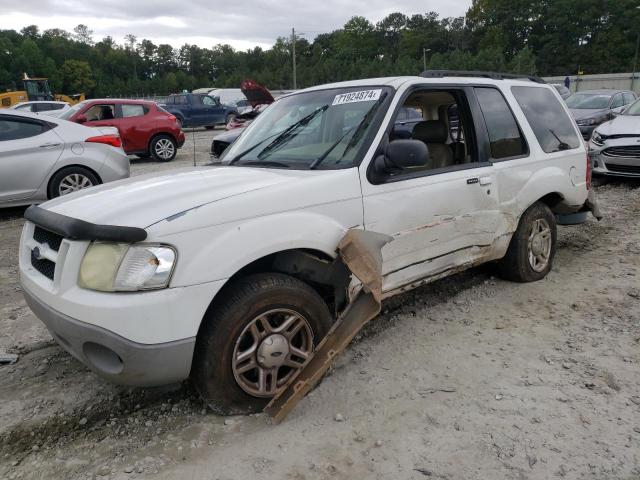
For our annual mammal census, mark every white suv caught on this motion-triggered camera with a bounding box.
[19,72,599,414]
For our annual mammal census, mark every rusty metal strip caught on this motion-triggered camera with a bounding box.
[264,229,391,423]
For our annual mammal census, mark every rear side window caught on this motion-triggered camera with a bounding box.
[0,118,48,141]
[175,96,188,105]
[475,87,527,159]
[623,92,636,105]
[15,104,33,111]
[611,94,624,108]
[122,104,147,118]
[511,86,580,153]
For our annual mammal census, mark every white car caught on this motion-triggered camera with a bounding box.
[589,98,640,177]
[0,110,130,207]
[10,101,71,117]
[19,72,599,414]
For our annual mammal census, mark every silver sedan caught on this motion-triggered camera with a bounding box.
[589,98,640,178]
[0,110,130,208]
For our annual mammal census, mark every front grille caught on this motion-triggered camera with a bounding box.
[602,146,640,159]
[606,163,640,175]
[31,249,56,279]
[33,226,63,251]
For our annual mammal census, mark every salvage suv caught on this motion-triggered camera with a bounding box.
[19,71,599,414]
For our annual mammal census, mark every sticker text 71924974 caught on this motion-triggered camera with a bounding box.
[332,89,382,106]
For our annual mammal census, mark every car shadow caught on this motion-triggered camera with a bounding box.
[0,206,28,222]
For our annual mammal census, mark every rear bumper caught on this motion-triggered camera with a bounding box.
[556,189,602,225]
[177,131,186,148]
[23,285,195,387]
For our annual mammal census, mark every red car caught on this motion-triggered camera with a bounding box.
[60,99,185,161]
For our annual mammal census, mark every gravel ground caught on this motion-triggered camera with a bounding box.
[0,138,639,480]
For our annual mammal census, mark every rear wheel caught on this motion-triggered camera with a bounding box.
[498,201,557,282]
[192,273,332,415]
[48,167,99,198]
[150,135,177,162]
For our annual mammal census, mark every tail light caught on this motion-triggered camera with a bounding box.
[586,152,591,190]
[86,135,122,148]
[167,114,177,122]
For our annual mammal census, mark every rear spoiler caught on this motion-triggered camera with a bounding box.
[24,205,147,243]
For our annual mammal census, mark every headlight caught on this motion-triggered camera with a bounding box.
[591,131,604,145]
[577,118,596,126]
[79,243,176,292]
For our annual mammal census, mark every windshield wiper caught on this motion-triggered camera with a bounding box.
[228,104,329,165]
[309,92,388,170]
[234,160,290,168]
[257,104,329,160]
[548,129,570,151]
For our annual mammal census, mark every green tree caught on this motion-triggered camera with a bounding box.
[60,59,95,93]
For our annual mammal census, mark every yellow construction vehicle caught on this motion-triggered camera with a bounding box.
[0,74,85,108]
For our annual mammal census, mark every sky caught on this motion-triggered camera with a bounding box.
[1,0,472,50]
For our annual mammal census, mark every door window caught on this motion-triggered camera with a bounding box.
[84,104,116,121]
[380,88,478,180]
[0,118,49,141]
[15,104,33,111]
[511,86,580,153]
[121,104,147,118]
[475,88,527,159]
[202,96,217,106]
[611,94,624,109]
[623,92,636,105]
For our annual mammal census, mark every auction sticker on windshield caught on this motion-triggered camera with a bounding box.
[332,89,382,106]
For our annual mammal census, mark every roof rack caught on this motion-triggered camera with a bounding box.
[420,70,546,84]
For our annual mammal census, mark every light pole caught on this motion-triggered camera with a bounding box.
[633,6,640,91]
[423,48,431,72]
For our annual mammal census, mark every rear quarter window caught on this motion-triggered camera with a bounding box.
[122,104,147,117]
[475,87,527,159]
[511,86,580,153]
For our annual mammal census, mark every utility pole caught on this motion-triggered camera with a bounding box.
[422,48,431,72]
[292,28,297,90]
[633,32,640,91]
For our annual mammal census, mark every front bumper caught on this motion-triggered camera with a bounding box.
[589,142,640,178]
[23,285,195,387]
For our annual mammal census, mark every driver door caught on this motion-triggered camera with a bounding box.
[359,86,502,294]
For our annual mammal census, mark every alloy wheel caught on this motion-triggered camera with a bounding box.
[232,308,314,398]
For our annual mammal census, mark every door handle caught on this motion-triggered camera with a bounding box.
[39,142,61,148]
[479,176,492,186]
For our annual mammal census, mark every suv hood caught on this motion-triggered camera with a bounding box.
[595,115,640,136]
[41,167,316,228]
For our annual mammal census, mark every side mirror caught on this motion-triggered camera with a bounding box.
[76,114,88,124]
[385,139,429,168]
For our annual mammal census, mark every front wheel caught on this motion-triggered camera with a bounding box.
[150,135,177,162]
[498,201,557,282]
[192,273,333,415]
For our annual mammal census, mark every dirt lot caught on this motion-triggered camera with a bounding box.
[1,132,639,479]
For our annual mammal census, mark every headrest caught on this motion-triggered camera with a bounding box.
[412,120,448,143]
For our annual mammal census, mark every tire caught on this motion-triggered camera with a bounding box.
[192,273,333,415]
[150,135,177,162]
[48,166,100,199]
[498,201,557,282]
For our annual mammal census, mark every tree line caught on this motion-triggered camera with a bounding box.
[1,0,638,97]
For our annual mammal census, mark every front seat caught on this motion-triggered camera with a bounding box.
[411,120,454,170]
